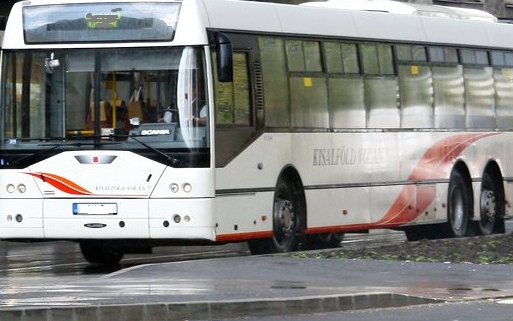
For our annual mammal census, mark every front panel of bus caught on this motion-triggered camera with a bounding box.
[0,1,217,241]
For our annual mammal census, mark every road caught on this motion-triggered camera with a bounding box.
[0,229,407,276]
[0,226,511,321]
[0,241,250,276]
[0,221,509,276]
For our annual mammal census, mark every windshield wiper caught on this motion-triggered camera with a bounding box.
[128,134,182,167]
[11,141,97,166]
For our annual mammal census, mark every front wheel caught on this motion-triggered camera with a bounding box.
[271,179,305,252]
[248,177,306,254]
[80,242,124,266]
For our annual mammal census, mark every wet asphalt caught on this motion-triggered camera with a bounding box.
[1,255,512,321]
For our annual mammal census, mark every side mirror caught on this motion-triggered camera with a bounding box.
[216,33,233,82]
[0,16,6,31]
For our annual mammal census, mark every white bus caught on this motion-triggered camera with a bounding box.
[1,0,513,265]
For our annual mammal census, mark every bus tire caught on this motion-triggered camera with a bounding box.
[446,170,472,238]
[271,178,306,252]
[79,241,124,266]
[479,171,503,235]
[248,177,306,255]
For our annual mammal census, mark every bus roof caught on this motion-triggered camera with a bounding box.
[3,0,513,50]
[301,0,498,23]
[200,0,513,50]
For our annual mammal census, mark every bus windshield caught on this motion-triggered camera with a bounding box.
[1,46,209,153]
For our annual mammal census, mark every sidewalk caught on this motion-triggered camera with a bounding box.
[1,255,513,321]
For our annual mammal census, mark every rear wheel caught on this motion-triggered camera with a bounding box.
[80,241,124,266]
[447,170,472,237]
[479,171,503,235]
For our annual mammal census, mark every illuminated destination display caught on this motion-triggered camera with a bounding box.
[23,2,181,43]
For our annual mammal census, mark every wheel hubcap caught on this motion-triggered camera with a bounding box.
[451,190,465,232]
[278,199,294,236]
[480,189,496,224]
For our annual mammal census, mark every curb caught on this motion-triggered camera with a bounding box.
[0,293,442,321]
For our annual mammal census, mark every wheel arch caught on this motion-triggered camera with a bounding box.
[482,160,504,200]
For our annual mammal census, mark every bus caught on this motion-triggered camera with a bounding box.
[1,0,513,265]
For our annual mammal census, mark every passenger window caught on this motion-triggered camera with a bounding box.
[324,42,359,74]
[361,44,379,74]
[490,51,505,66]
[361,44,394,75]
[429,47,458,64]
[259,36,289,128]
[213,52,251,126]
[398,64,433,128]
[285,40,305,72]
[304,41,322,72]
[461,49,489,66]
[285,40,322,72]
[432,65,465,128]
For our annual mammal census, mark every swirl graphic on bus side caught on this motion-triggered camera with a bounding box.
[376,132,499,227]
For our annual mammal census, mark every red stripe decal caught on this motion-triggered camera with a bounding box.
[27,172,92,195]
[216,231,273,243]
[375,133,498,226]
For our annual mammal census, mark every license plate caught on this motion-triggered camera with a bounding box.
[72,203,118,215]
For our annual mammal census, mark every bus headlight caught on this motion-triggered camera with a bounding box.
[183,183,192,193]
[6,184,15,193]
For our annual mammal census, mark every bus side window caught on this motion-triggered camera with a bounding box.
[396,45,433,129]
[429,47,465,129]
[433,65,465,129]
[325,42,365,129]
[286,40,328,129]
[213,50,254,167]
[492,51,513,129]
[214,52,251,126]
[361,43,399,128]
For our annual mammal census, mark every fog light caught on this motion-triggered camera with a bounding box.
[170,183,179,193]
[173,214,181,224]
[17,184,26,193]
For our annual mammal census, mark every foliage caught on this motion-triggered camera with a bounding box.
[293,234,513,265]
